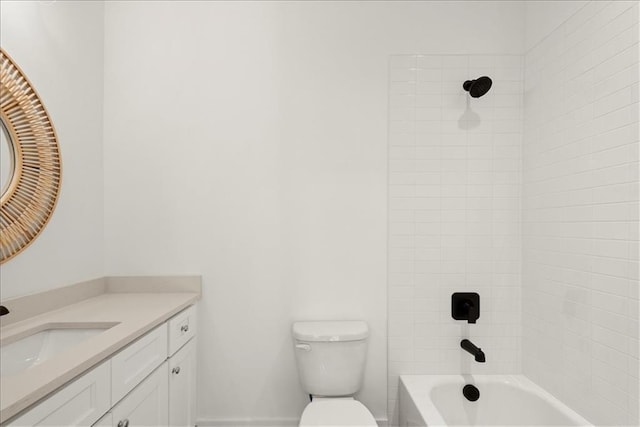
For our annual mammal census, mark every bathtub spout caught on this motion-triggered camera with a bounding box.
[461,339,485,363]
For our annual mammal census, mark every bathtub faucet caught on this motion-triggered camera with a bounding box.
[461,339,485,363]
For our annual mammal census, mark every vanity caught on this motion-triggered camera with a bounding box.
[0,276,201,427]
[0,49,202,427]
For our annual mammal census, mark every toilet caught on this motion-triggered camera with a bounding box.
[292,321,377,427]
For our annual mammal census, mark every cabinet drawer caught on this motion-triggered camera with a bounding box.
[8,360,111,427]
[168,305,196,356]
[111,323,168,404]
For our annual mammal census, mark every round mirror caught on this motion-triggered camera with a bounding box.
[1,48,62,263]
[0,119,15,196]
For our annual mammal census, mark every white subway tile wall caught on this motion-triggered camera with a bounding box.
[387,54,523,422]
[523,1,639,426]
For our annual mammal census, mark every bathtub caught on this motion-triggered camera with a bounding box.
[399,375,592,427]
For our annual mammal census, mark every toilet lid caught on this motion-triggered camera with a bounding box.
[299,400,377,426]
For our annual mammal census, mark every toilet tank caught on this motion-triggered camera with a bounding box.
[292,321,369,397]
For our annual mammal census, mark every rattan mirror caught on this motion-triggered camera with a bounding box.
[0,48,61,263]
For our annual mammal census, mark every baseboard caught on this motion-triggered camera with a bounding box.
[196,418,299,427]
[197,417,388,427]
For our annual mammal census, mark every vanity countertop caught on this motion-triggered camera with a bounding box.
[0,278,200,424]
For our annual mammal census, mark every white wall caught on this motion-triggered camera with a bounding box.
[387,53,523,423]
[0,1,104,299]
[524,1,589,51]
[102,1,524,424]
[523,1,639,425]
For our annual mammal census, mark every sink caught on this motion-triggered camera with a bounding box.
[0,324,116,376]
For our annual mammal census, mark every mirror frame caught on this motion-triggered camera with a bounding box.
[1,48,62,263]
[0,118,16,196]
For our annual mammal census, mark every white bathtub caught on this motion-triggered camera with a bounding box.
[399,375,592,427]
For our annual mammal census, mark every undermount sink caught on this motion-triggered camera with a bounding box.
[0,324,116,377]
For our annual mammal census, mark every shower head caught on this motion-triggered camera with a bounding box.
[463,76,492,98]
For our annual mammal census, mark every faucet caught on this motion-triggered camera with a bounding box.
[0,305,9,316]
[461,339,485,363]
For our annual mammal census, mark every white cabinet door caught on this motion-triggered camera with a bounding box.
[168,339,196,427]
[8,361,111,427]
[111,362,168,427]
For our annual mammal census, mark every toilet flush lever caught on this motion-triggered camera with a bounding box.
[295,343,311,352]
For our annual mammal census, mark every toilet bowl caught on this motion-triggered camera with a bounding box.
[299,398,377,426]
[292,321,377,427]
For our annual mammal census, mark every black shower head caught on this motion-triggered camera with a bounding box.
[463,76,492,98]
